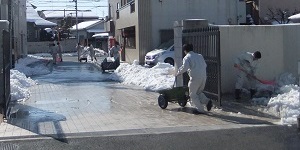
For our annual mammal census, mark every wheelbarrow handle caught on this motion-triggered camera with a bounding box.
[173,76,177,88]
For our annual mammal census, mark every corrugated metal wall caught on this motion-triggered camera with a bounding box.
[138,0,151,64]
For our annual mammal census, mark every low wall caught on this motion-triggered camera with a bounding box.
[219,24,300,93]
[27,39,78,54]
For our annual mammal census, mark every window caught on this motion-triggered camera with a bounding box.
[121,0,134,8]
[116,10,119,19]
[117,3,120,9]
[35,30,38,39]
[130,2,135,13]
[123,26,136,49]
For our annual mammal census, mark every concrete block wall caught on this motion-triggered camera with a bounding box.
[219,24,300,93]
[27,39,78,54]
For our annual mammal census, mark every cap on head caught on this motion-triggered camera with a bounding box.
[254,51,261,59]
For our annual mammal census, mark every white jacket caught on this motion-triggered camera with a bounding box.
[109,45,121,59]
[177,51,207,79]
[49,45,58,54]
[234,52,258,74]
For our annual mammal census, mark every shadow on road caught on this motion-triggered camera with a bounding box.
[168,100,278,125]
[4,102,68,143]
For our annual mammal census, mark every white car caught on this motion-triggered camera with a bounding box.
[144,39,174,66]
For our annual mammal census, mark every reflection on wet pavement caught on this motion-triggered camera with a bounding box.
[32,61,111,83]
[7,59,113,139]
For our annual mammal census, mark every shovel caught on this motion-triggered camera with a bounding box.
[235,65,275,85]
[257,79,275,85]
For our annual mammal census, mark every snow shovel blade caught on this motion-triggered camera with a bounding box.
[259,80,275,85]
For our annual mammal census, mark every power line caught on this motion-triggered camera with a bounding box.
[28,5,108,7]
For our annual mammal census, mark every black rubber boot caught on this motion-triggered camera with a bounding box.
[250,89,256,99]
[235,89,241,100]
[206,100,213,111]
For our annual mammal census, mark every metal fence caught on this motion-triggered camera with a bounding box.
[0,30,11,118]
[182,26,221,106]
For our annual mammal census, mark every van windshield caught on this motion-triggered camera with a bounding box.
[157,39,174,50]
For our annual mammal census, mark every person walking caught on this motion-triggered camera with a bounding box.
[49,43,58,64]
[234,51,262,100]
[57,42,63,62]
[176,44,212,113]
[88,43,97,61]
[76,43,83,62]
[109,41,121,67]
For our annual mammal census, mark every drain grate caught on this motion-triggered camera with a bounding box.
[0,143,20,150]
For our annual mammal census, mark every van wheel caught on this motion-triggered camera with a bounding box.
[164,58,174,66]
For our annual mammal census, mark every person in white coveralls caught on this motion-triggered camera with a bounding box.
[88,44,97,61]
[176,44,212,113]
[233,51,261,100]
[109,41,121,67]
[49,43,58,64]
[57,42,63,62]
[76,43,84,62]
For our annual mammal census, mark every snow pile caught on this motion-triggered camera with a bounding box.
[275,72,297,87]
[266,85,300,125]
[10,55,48,102]
[10,70,37,102]
[108,62,175,91]
[252,73,300,125]
[14,55,51,76]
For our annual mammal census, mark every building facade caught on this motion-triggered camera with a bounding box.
[11,0,27,57]
[246,0,300,24]
[106,0,246,64]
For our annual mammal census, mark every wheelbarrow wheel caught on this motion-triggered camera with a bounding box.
[158,94,168,109]
[178,95,188,107]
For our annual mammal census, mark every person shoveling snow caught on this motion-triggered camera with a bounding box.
[234,51,262,100]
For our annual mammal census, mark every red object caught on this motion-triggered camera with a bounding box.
[108,36,116,48]
[259,80,276,85]
[56,57,61,62]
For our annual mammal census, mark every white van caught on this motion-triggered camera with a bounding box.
[144,39,174,66]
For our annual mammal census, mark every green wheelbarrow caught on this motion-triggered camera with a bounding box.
[157,78,189,109]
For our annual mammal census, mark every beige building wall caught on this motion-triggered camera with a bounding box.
[282,25,300,75]
[12,0,27,57]
[115,1,139,63]
[219,24,300,93]
[27,39,78,54]
[150,0,246,55]
[259,0,300,21]
[137,0,151,64]
[111,0,246,64]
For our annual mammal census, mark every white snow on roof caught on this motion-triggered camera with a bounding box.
[27,3,57,27]
[87,29,105,33]
[92,33,109,37]
[288,13,300,22]
[70,20,101,30]
[43,11,99,19]
[289,13,300,19]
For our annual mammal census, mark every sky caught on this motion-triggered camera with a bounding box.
[27,0,109,18]
[11,53,300,126]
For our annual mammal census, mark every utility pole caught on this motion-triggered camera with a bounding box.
[73,0,79,43]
